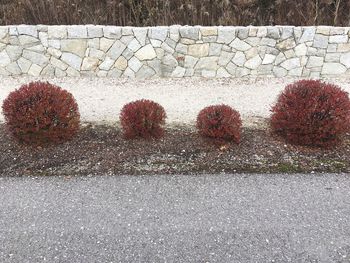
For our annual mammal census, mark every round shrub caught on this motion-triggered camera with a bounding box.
[120,99,166,139]
[271,79,350,147]
[2,81,80,145]
[196,104,242,143]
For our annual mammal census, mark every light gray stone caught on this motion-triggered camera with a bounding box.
[217,27,235,44]
[184,56,198,68]
[123,68,135,78]
[122,27,133,36]
[18,35,39,46]
[100,38,115,52]
[41,64,55,76]
[61,52,82,70]
[325,53,340,62]
[217,67,231,78]
[55,68,67,77]
[150,39,162,48]
[299,27,315,43]
[17,57,31,73]
[236,67,250,77]
[128,57,143,72]
[232,51,246,66]
[162,54,178,68]
[6,62,21,75]
[61,39,87,57]
[107,68,123,78]
[28,64,42,76]
[50,57,68,70]
[175,43,188,54]
[48,26,67,39]
[122,48,134,60]
[218,51,234,66]
[48,40,60,49]
[329,35,348,44]
[103,27,122,39]
[22,50,49,67]
[195,57,219,70]
[0,27,8,39]
[99,57,115,71]
[47,47,62,58]
[135,44,156,61]
[295,43,308,56]
[89,48,105,60]
[149,27,168,41]
[107,40,126,59]
[5,45,22,61]
[66,67,80,77]
[306,56,324,68]
[81,57,99,71]
[237,27,249,39]
[179,27,199,40]
[273,66,287,77]
[188,44,209,57]
[244,55,262,69]
[171,66,186,78]
[209,43,222,56]
[281,27,294,40]
[313,34,328,49]
[17,25,38,37]
[169,26,180,42]
[260,38,277,47]
[120,36,134,45]
[226,62,237,75]
[128,38,141,52]
[161,42,174,54]
[267,27,280,39]
[262,54,276,65]
[230,38,251,51]
[340,53,350,68]
[39,32,48,47]
[288,67,303,76]
[133,28,148,46]
[87,26,103,38]
[257,27,267,38]
[245,37,261,47]
[280,58,300,70]
[322,63,347,74]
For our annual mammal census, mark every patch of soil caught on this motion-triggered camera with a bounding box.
[0,123,349,176]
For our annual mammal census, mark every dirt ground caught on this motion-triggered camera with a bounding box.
[0,122,349,177]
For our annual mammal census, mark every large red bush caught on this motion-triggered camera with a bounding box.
[196,104,241,143]
[271,79,350,147]
[120,99,166,139]
[2,81,80,145]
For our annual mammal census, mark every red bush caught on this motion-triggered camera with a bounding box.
[196,104,242,143]
[2,81,80,145]
[271,79,350,147]
[120,99,166,139]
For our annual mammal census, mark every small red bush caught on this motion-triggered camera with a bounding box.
[120,99,166,139]
[196,104,242,143]
[2,81,80,145]
[271,79,350,147]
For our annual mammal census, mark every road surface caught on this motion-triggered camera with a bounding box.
[1,173,350,262]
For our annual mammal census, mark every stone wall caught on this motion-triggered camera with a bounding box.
[0,25,350,78]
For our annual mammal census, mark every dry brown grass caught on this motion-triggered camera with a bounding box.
[0,0,349,26]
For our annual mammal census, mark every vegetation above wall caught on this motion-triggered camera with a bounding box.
[0,0,349,27]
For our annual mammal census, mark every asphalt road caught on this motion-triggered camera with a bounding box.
[1,173,350,263]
